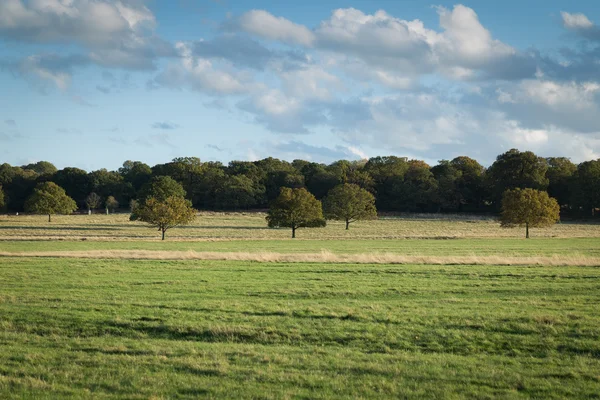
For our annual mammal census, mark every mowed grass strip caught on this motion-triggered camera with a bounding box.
[1,257,600,399]
[2,238,600,258]
[2,249,600,267]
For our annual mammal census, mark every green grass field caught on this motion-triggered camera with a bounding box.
[1,214,600,398]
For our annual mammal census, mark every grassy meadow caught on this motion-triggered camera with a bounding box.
[1,212,600,398]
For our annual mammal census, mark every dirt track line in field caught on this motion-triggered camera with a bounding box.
[1,250,599,266]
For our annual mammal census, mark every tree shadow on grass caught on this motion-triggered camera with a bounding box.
[0,226,121,231]
[181,226,270,230]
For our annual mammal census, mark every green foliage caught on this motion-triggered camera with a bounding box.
[89,168,132,204]
[53,167,93,208]
[266,187,326,238]
[500,188,560,238]
[105,196,119,212]
[0,184,5,210]
[24,182,77,221]
[215,175,262,210]
[432,157,486,211]
[0,163,38,211]
[487,149,549,205]
[85,192,102,211]
[570,159,600,215]
[136,196,197,240]
[119,160,153,191]
[323,183,377,229]
[22,161,58,176]
[0,151,595,218]
[545,157,576,207]
[138,176,186,202]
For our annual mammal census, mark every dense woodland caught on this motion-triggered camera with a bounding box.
[1,149,599,217]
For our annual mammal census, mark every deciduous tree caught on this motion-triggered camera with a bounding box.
[323,184,377,229]
[500,188,560,238]
[570,159,600,216]
[53,167,92,209]
[266,187,325,238]
[138,176,186,202]
[24,182,77,222]
[487,149,549,206]
[135,196,196,240]
[105,196,119,214]
[85,192,102,213]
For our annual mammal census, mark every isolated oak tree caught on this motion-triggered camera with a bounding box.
[85,192,102,214]
[105,196,119,214]
[25,182,77,222]
[266,187,326,238]
[136,196,196,240]
[323,183,377,229]
[500,188,560,238]
[131,176,187,221]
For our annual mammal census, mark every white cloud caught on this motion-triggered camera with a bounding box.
[0,0,171,73]
[238,88,327,134]
[152,42,251,95]
[561,11,594,30]
[494,80,600,133]
[233,10,316,46]
[280,66,342,101]
[231,6,536,86]
[434,5,519,77]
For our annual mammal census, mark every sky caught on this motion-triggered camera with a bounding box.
[1,0,600,171]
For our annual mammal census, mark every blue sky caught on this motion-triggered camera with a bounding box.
[1,0,600,170]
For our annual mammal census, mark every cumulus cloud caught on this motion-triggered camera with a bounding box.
[0,0,173,82]
[5,53,89,90]
[230,5,537,86]
[151,42,253,95]
[190,34,310,71]
[0,0,154,45]
[494,79,600,133]
[561,11,594,30]
[238,89,328,134]
[227,10,316,46]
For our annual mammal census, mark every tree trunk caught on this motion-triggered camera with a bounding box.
[345,219,350,230]
[292,226,296,239]
[48,214,51,223]
[88,209,91,215]
[525,222,529,239]
[162,229,166,241]
[106,207,109,215]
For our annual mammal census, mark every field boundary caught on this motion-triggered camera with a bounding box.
[1,250,599,266]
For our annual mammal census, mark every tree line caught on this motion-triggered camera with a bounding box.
[1,149,599,217]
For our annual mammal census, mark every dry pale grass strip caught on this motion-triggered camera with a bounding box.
[1,250,599,266]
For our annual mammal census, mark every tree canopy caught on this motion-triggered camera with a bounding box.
[571,160,600,216]
[24,182,77,222]
[0,153,597,221]
[85,192,102,212]
[500,188,560,238]
[266,187,326,238]
[323,184,377,229]
[135,196,196,240]
[0,185,5,211]
[105,196,119,213]
[487,149,549,206]
[138,176,186,202]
